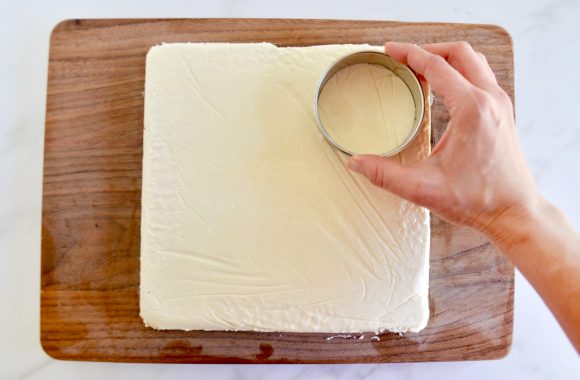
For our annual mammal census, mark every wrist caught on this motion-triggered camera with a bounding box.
[481,194,549,251]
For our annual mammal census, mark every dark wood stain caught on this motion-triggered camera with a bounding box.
[256,343,274,360]
[41,18,514,363]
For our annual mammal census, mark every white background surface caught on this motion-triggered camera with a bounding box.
[1,0,578,379]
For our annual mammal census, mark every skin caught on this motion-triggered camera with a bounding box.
[347,41,580,354]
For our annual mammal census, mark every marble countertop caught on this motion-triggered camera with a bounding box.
[1,0,578,378]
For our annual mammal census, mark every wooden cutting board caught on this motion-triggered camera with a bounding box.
[41,18,514,363]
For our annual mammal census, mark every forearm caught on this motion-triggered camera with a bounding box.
[485,197,580,353]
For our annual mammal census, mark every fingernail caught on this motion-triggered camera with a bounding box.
[347,156,364,172]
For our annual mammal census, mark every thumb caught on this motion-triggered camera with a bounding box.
[347,155,428,205]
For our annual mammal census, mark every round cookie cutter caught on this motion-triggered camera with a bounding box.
[313,51,425,157]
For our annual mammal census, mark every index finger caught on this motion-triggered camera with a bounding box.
[385,42,475,108]
[422,42,497,89]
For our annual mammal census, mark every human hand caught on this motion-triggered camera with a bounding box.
[347,41,540,239]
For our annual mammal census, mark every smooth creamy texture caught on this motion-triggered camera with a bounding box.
[141,43,430,333]
[319,63,416,155]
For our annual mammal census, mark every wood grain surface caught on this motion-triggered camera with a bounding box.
[41,18,514,363]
